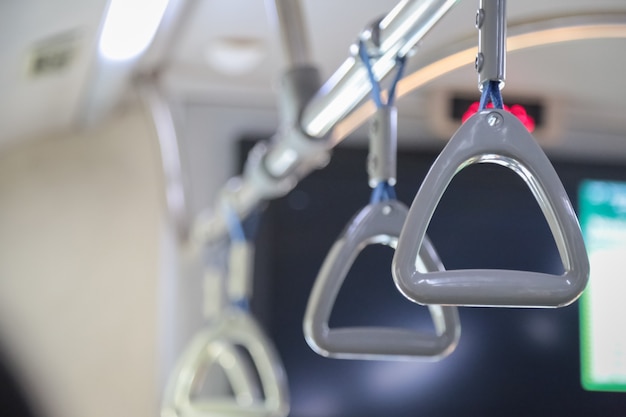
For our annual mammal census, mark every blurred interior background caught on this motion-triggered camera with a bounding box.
[2,1,626,416]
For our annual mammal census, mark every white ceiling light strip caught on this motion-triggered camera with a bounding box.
[98,0,170,61]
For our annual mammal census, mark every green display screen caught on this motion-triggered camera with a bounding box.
[580,180,626,392]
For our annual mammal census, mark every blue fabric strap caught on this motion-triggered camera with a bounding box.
[386,55,406,107]
[358,41,384,109]
[479,80,504,110]
[223,202,247,242]
[358,41,407,109]
[370,181,397,204]
[222,203,263,243]
[231,298,250,312]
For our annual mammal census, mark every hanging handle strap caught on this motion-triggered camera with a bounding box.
[393,109,590,307]
[393,0,588,307]
[301,37,462,360]
[358,40,406,204]
[164,203,290,417]
[303,200,461,360]
[162,310,290,417]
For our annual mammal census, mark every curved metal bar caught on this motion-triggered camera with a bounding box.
[162,309,290,417]
[392,109,590,308]
[334,13,626,139]
[301,0,458,138]
[303,200,461,360]
[139,80,191,242]
[194,13,626,246]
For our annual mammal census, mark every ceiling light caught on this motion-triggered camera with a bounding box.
[204,37,265,76]
[98,0,169,61]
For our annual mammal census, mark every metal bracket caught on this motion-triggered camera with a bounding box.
[227,241,255,306]
[303,200,460,360]
[262,67,331,180]
[393,109,590,307]
[476,0,506,90]
[191,67,331,245]
[367,106,398,187]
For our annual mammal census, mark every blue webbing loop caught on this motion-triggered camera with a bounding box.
[358,41,384,109]
[358,40,407,109]
[231,299,250,312]
[370,181,397,204]
[387,55,406,108]
[479,80,504,111]
[223,202,247,243]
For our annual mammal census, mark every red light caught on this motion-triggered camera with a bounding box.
[461,102,536,132]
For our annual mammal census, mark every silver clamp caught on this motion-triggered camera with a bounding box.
[476,0,506,90]
[358,17,384,58]
[367,106,398,187]
[226,240,255,307]
[360,18,400,188]
[263,66,331,180]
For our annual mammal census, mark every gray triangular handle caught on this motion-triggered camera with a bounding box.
[303,200,461,360]
[162,309,289,417]
[393,109,590,308]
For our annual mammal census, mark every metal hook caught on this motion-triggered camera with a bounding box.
[162,309,290,417]
[303,200,461,360]
[393,109,590,307]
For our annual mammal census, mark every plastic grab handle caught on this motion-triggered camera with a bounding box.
[303,200,461,361]
[162,309,289,417]
[393,109,590,308]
